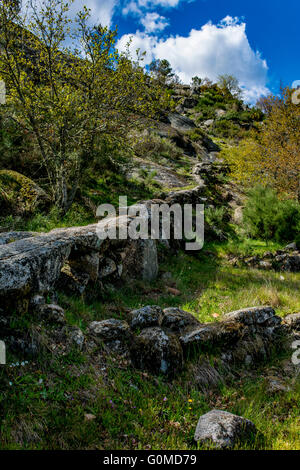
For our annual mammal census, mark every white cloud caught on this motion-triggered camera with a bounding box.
[22,0,119,28]
[141,12,169,33]
[117,17,269,103]
[122,0,184,33]
[124,0,182,11]
[122,1,142,16]
[117,31,157,61]
[69,0,119,28]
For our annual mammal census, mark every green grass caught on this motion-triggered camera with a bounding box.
[1,348,299,450]
[0,240,299,450]
[60,240,300,328]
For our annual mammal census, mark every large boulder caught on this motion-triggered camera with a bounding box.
[0,170,49,215]
[167,113,196,133]
[0,218,159,312]
[194,410,257,449]
[0,231,37,246]
[130,327,183,376]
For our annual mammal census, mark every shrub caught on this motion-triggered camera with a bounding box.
[131,132,183,162]
[205,206,233,241]
[211,120,244,139]
[243,185,300,242]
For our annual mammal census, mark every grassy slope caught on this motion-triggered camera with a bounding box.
[1,240,299,450]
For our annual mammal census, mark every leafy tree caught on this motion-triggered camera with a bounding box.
[224,87,300,199]
[0,0,168,212]
[255,94,279,115]
[191,76,201,87]
[217,74,242,99]
[149,58,177,86]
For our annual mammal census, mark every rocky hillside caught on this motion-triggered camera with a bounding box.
[0,55,300,450]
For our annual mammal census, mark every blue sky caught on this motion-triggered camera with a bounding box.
[72,0,300,102]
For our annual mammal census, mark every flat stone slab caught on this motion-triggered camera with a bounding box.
[0,215,158,301]
[0,224,103,296]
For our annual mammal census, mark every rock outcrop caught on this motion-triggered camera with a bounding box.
[0,219,158,313]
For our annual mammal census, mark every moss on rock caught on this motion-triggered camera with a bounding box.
[0,170,49,215]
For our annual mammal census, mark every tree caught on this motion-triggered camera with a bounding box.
[191,76,202,87]
[222,87,300,200]
[0,0,168,213]
[256,94,279,115]
[149,58,176,86]
[217,74,242,98]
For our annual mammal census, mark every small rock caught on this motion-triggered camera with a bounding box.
[130,305,163,330]
[89,318,132,355]
[262,251,274,259]
[40,304,65,324]
[89,319,131,341]
[215,109,226,118]
[180,323,240,350]
[194,410,257,449]
[69,327,85,350]
[161,307,200,331]
[283,313,300,331]
[99,258,117,278]
[285,242,297,251]
[266,376,291,394]
[203,119,214,127]
[161,272,172,281]
[84,413,96,422]
[29,295,45,312]
[258,260,272,270]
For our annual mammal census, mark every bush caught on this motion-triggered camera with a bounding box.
[243,185,300,243]
[211,120,244,139]
[131,132,183,162]
[205,206,233,241]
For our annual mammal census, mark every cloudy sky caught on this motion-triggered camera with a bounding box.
[71,0,299,103]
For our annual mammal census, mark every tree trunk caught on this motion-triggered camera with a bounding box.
[55,167,80,215]
[55,169,68,215]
